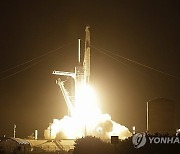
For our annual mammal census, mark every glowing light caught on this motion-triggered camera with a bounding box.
[74,85,101,120]
[44,84,132,140]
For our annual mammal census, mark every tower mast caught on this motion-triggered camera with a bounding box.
[78,39,81,64]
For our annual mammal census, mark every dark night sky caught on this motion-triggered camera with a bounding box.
[0,0,180,138]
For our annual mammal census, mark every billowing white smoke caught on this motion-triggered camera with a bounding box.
[44,85,132,139]
[44,114,132,139]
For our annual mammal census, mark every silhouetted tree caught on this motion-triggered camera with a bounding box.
[73,136,112,154]
[73,134,180,154]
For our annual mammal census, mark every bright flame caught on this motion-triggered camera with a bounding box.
[74,85,101,121]
[44,85,132,139]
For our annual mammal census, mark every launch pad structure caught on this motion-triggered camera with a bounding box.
[52,26,91,116]
[46,26,132,140]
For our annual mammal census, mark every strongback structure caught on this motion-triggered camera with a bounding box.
[52,26,90,116]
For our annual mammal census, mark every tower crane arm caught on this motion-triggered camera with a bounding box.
[56,78,74,116]
[53,71,75,79]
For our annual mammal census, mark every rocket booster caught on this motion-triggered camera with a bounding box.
[74,26,90,106]
[83,25,90,83]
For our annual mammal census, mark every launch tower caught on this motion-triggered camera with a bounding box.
[52,26,90,116]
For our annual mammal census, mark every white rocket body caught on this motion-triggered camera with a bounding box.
[83,26,90,84]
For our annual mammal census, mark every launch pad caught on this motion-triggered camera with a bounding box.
[44,26,132,140]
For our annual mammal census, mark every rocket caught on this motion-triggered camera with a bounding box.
[83,25,90,83]
[52,26,91,116]
[75,25,90,88]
